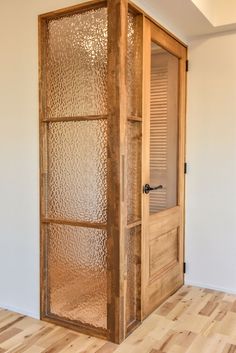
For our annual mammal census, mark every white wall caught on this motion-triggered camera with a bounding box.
[186,31,236,294]
[0,0,85,319]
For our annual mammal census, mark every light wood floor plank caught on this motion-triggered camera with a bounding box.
[0,286,235,352]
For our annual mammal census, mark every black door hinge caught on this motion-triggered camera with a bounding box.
[184,162,187,174]
[186,60,189,72]
[183,262,186,274]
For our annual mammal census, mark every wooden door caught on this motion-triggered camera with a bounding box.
[142,19,187,317]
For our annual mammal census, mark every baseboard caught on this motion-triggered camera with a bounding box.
[184,279,236,295]
[0,303,40,320]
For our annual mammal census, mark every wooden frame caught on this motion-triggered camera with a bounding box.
[107,0,128,343]
[39,0,129,343]
[39,0,187,344]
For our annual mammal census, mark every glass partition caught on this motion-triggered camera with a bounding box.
[41,5,108,333]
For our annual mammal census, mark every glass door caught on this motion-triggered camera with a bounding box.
[142,18,187,318]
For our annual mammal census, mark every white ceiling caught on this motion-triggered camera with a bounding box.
[191,0,236,27]
[133,0,236,43]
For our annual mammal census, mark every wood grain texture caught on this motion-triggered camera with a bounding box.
[107,0,128,343]
[41,218,107,230]
[142,17,187,319]
[42,115,108,123]
[39,13,48,331]
[0,286,236,352]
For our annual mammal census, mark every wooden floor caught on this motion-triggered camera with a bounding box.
[0,286,236,353]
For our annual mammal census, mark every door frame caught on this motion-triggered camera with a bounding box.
[141,18,187,319]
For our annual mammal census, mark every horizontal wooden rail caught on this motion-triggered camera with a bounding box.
[41,217,107,230]
[128,115,142,122]
[42,115,142,123]
[127,219,141,229]
[42,115,108,123]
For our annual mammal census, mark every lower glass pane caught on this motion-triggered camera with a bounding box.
[46,223,107,329]
[126,225,141,329]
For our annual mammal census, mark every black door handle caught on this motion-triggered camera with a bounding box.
[143,184,163,194]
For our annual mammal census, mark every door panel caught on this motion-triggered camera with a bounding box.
[142,19,186,318]
[149,228,178,278]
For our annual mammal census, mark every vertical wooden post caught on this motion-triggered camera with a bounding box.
[107,0,128,343]
[39,16,48,321]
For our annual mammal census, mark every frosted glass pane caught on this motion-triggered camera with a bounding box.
[47,224,107,329]
[126,226,141,328]
[46,7,108,118]
[128,12,142,117]
[127,122,142,224]
[47,120,107,223]
[150,42,179,214]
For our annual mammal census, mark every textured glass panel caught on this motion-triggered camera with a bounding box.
[127,121,142,224]
[46,7,108,118]
[47,224,107,329]
[47,120,107,223]
[126,226,141,328]
[150,43,179,214]
[128,12,142,117]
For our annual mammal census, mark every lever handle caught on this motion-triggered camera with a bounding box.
[143,184,163,194]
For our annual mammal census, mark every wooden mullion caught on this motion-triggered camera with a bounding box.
[150,21,186,59]
[107,0,128,343]
[42,218,107,230]
[128,116,142,122]
[42,115,108,123]
[39,16,48,321]
[127,220,141,229]
[126,319,140,335]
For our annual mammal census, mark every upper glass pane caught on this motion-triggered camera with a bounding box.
[150,43,179,214]
[46,7,108,118]
[127,12,142,117]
